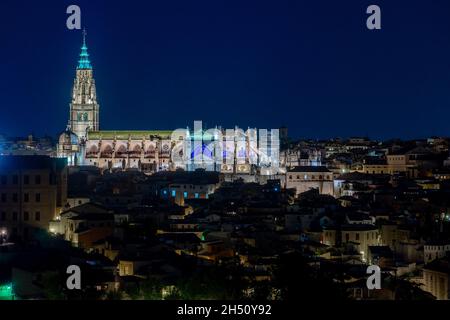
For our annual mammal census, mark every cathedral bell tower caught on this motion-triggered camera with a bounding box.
[69,30,100,141]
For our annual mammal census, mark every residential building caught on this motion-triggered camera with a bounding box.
[286,166,334,196]
[0,155,67,240]
[423,257,450,300]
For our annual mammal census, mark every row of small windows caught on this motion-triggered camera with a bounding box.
[0,174,42,185]
[177,190,201,199]
[163,190,203,199]
[344,232,377,242]
[425,246,450,251]
[389,156,404,161]
[288,175,331,180]
[325,231,377,241]
[1,193,41,203]
[0,211,41,221]
[171,185,205,190]
[171,224,198,230]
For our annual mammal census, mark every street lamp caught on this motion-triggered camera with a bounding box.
[0,229,7,244]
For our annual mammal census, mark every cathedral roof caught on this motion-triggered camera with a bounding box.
[87,130,173,140]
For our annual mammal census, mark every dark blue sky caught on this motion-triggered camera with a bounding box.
[1,0,450,140]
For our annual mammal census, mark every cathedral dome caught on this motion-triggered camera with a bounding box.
[59,128,79,146]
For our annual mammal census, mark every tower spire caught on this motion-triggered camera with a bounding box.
[83,28,87,47]
[70,28,100,141]
[77,28,92,70]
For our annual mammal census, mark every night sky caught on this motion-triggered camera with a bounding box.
[1,0,450,140]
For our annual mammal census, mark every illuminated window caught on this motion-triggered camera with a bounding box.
[171,190,176,197]
[195,193,199,199]
[183,192,188,198]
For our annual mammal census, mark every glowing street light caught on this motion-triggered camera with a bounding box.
[0,283,14,300]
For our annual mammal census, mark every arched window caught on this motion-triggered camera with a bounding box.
[116,145,128,158]
[87,145,98,158]
[133,145,141,153]
[101,145,113,158]
[145,144,156,158]
[130,145,141,158]
[83,113,88,121]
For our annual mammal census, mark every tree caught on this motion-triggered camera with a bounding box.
[140,278,164,300]
[386,277,435,300]
[41,271,66,300]
[174,266,246,300]
[272,252,348,301]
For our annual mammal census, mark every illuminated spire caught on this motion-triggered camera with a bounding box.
[77,29,92,70]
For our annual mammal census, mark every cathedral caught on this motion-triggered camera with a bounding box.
[58,33,280,176]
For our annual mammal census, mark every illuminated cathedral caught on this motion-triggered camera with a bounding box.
[58,32,280,176]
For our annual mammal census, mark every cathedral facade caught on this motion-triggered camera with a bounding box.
[58,34,280,175]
